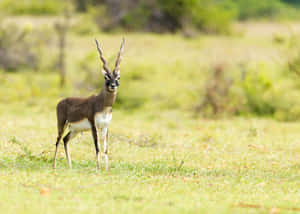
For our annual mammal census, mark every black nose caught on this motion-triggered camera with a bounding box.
[111,84,116,88]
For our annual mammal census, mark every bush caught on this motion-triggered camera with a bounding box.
[72,14,99,35]
[193,61,300,121]
[234,62,300,121]
[0,19,52,71]
[134,0,235,33]
[227,0,286,20]
[239,65,276,116]
[0,24,37,71]
[188,0,236,34]
[195,63,234,117]
[89,0,235,33]
[88,0,296,33]
[1,0,297,32]
[121,3,152,31]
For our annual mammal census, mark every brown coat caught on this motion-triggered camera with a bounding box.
[56,83,116,125]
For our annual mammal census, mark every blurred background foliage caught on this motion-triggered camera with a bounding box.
[1,0,300,32]
[1,0,300,121]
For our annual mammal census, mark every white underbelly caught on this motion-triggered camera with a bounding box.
[68,112,112,132]
[69,119,91,132]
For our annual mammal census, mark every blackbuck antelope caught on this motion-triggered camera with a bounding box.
[53,38,125,171]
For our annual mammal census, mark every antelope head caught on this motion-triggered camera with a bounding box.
[95,38,125,93]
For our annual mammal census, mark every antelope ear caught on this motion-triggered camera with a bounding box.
[102,69,111,80]
[101,69,107,76]
[114,69,120,76]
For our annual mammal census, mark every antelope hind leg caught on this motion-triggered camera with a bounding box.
[63,131,77,169]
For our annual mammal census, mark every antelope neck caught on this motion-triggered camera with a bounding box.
[97,83,117,108]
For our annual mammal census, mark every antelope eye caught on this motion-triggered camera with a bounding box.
[116,80,120,86]
[105,80,110,86]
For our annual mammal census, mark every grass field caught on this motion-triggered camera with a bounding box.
[0,106,299,213]
[0,17,300,213]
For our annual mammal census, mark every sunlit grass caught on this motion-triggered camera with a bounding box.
[0,105,299,213]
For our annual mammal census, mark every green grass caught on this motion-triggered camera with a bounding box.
[0,105,299,213]
[0,17,299,213]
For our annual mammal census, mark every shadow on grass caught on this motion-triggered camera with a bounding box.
[1,137,199,175]
[0,153,201,176]
[1,156,295,183]
[0,154,241,179]
[0,155,52,171]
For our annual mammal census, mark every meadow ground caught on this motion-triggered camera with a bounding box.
[0,18,300,213]
[0,106,299,214]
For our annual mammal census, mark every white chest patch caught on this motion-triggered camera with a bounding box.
[95,112,112,128]
[68,112,112,132]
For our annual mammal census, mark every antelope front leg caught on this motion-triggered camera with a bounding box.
[102,127,109,171]
[91,123,100,171]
